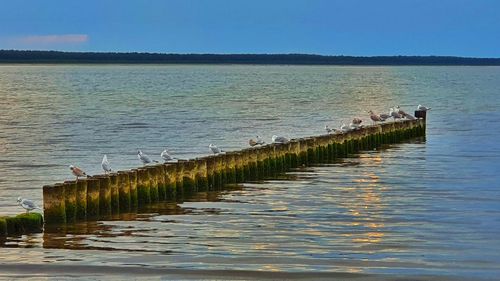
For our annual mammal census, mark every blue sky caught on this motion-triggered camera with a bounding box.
[0,0,499,56]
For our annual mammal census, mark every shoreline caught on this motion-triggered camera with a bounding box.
[0,264,484,281]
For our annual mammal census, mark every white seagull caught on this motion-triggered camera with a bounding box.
[69,165,88,181]
[272,135,289,144]
[390,108,402,120]
[160,149,177,163]
[17,197,41,213]
[395,105,408,116]
[209,144,223,154]
[325,125,333,134]
[340,123,350,133]
[101,154,112,174]
[137,150,158,165]
[417,104,432,111]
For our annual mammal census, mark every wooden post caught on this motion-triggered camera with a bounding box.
[118,171,131,212]
[94,175,111,219]
[63,181,77,223]
[43,184,66,224]
[75,179,87,221]
[164,164,177,201]
[128,169,138,209]
[86,178,100,220]
[136,168,151,206]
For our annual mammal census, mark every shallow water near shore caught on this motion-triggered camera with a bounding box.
[1,65,500,280]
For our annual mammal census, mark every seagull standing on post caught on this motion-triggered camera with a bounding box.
[137,150,158,165]
[249,136,265,147]
[272,135,289,144]
[368,110,383,124]
[69,165,88,181]
[417,104,432,111]
[17,197,41,213]
[101,154,112,174]
[209,144,223,154]
[160,148,177,163]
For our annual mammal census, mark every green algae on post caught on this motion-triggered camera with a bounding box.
[128,169,139,209]
[95,175,112,219]
[63,181,77,223]
[75,179,87,221]
[118,171,131,212]
[43,183,66,224]
[86,178,100,220]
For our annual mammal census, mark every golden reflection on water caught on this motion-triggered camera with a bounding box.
[343,154,386,245]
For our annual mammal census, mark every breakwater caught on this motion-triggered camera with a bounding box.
[38,118,425,225]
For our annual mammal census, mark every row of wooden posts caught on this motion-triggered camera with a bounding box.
[43,118,426,225]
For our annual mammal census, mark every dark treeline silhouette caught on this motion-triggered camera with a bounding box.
[1,50,499,65]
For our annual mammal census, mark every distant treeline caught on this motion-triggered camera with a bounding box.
[1,50,500,65]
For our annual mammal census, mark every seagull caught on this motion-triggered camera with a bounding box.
[249,135,265,146]
[352,118,363,125]
[379,113,391,121]
[209,144,223,154]
[350,122,362,130]
[69,165,88,181]
[17,197,41,213]
[272,135,289,144]
[101,154,112,174]
[340,123,350,133]
[325,125,333,134]
[390,108,402,120]
[137,150,158,165]
[417,104,432,111]
[368,110,383,124]
[160,149,177,163]
[402,112,416,120]
[395,105,408,116]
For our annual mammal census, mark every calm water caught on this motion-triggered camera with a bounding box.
[0,65,499,280]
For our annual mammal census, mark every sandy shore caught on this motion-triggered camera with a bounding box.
[0,264,487,281]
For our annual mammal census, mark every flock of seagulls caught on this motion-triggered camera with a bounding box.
[327,104,430,135]
[17,103,430,213]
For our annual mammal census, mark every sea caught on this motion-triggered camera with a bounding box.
[0,64,499,280]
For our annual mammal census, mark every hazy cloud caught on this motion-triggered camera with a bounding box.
[17,34,88,44]
[1,34,89,50]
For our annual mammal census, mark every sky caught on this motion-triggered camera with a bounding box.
[0,0,499,57]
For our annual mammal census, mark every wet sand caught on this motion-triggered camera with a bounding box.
[0,264,483,281]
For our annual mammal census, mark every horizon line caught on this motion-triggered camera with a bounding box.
[1,49,500,59]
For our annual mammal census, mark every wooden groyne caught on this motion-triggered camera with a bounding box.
[42,119,426,225]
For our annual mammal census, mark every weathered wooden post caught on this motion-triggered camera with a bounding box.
[63,181,77,223]
[164,164,177,200]
[205,156,216,189]
[146,166,159,203]
[234,152,245,182]
[226,153,237,184]
[175,161,185,200]
[94,175,111,219]
[86,178,100,220]
[182,160,197,195]
[289,140,300,168]
[155,165,166,201]
[213,156,223,190]
[128,169,138,209]
[118,171,131,212]
[109,173,120,214]
[298,138,308,165]
[252,148,261,180]
[136,168,151,206]
[75,179,87,221]
[195,158,209,191]
[43,183,66,224]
